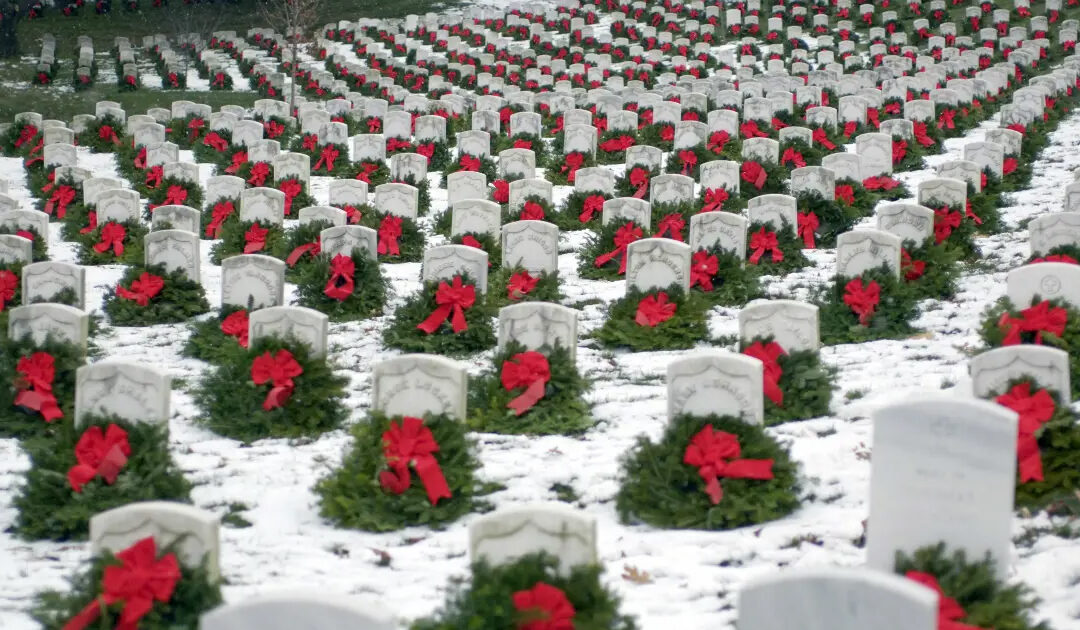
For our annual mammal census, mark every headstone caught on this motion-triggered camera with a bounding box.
[19,261,85,308]
[625,238,692,293]
[746,194,798,230]
[206,175,246,204]
[690,212,747,257]
[916,178,967,208]
[374,183,419,220]
[835,229,903,278]
[89,502,220,580]
[240,187,286,226]
[447,171,488,206]
[1006,262,1080,310]
[144,230,201,283]
[200,594,394,630]
[328,179,368,208]
[220,254,286,309]
[738,300,820,352]
[469,505,597,575]
[451,200,501,239]
[248,306,329,358]
[7,303,88,349]
[320,225,377,260]
[876,204,935,247]
[74,362,171,426]
[298,206,347,227]
[96,188,140,224]
[667,351,765,424]
[501,220,559,274]
[649,174,695,206]
[0,234,32,264]
[498,303,579,360]
[602,198,651,229]
[422,245,489,294]
[970,346,1071,402]
[371,354,468,420]
[1029,212,1080,256]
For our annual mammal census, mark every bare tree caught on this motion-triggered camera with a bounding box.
[161,0,228,76]
[256,0,322,111]
[0,0,38,58]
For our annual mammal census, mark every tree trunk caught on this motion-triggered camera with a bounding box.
[0,8,19,59]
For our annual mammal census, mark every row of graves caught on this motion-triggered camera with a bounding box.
[1,0,1080,626]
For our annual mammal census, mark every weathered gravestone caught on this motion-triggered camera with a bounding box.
[151,205,200,234]
[90,502,220,580]
[144,230,201,283]
[875,203,935,247]
[469,504,597,575]
[498,302,579,361]
[969,346,1071,401]
[690,212,747,257]
[1028,212,1080,256]
[667,351,764,425]
[320,225,377,260]
[240,187,286,225]
[201,594,394,630]
[625,238,692,293]
[74,362,171,426]
[7,303,88,349]
[835,229,902,278]
[738,300,820,352]
[19,261,85,308]
[501,220,559,274]
[423,245,489,294]
[248,305,329,358]
[371,354,467,420]
[1006,262,1080,310]
[220,254,286,309]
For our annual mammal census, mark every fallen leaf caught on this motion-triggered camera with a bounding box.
[622,565,653,584]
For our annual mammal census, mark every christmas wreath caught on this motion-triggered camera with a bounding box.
[689,247,762,305]
[279,220,334,280]
[486,267,561,309]
[899,239,962,300]
[614,164,657,199]
[182,306,251,365]
[1027,245,1080,266]
[795,190,864,249]
[201,195,240,240]
[815,266,921,345]
[979,296,1080,400]
[272,177,316,218]
[592,286,709,352]
[440,153,497,187]
[382,274,497,356]
[209,220,285,265]
[0,334,82,440]
[744,222,811,275]
[740,337,836,425]
[551,189,609,231]
[355,209,425,263]
[578,220,646,281]
[76,219,147,266]
[103,265,209,326]
[293,251,390,321]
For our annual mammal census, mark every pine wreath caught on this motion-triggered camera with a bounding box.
[39,176,83,222]
[815,266,921,345]
[796,190,863,249]
[592,286,709,352]
[690,247,763,306]
[496,132,546,163]
[893,544,1051,630]
[0,333,82,440]
[966,184,1004,236]
[277,220,334,280]
[900,238,962,300]
[209,219,286,265]
[31,541,223,630]
[450,232,501,271]
[923,199,979,260]
[13,414,192,540]
[200,195,240,240]
[145,178,203,217]
[696,186,746,214]
[546,151,594,187]
[615,414,801,530]
[745,221,812,275]
[779,137,827,168]
[649,200,698,237]
[1027,245,1080,265]
[315,411,486,531]
[191,131,233,168]
[739,336,836,425]
[412,553,638,630]
[737,160,788,201]
[352,160,390,187]
[596,129,637,165]
[665,144,712,179]
[182,306,251,365]
[468,342,591,435]
[103,265,210,327]
[577,220,647,281]
[293,251,390,321]
[355,208,426,263]
[614,164,658,199]
[381,274,497,356]
[486,267,561,309]
[75,219,147,266]
[505,195,555,224]
[551,189,609,231]
[440,154,497,187]
[193,337,348,442]
[309,142,351,175]
[979,296,1080,400]
[75,115,126,153]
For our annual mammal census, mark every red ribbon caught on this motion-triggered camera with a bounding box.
[286,238,321,266]
[366,118,382,133]
[678,150,698,175]
[507,270,539,301]
[14,125,38,148]
[965,200,982,225]
[749,227,783,264]
[843,278,881,326]
[212,72,226,87]
[902,249,926,281]
[891,139,908,165]
[93,222,126,257]
[690,250,718,291]
[417,276,475,334]
[797,212,819,249]
[742,341,786,406]
[913,122,935,147]
[655,213,685,241]
[741,161,767,190]
[45,185,76,219]
[324,254,355,301]
[740,120,769,138]
[1003,157,1018,176]
[493,180,510,204]
[513,582,576,628]
[701,188,729,212]
[98,125,121,145]
[224,151,247,175]
[842,121,859,138]
[355,162,380,184]
[145,166,163,189]
[0,269,15,312]
[937,109,956,130]
[501,351,551,415]
[62,537,180,630]
[161,185,188,207]
[187,118,205,142]
[683,426,774,504]
[205,201,235,238]
[416,142,436,162]
[377,215,403,256]
[594,222,642,274]
[67,424,131,492]
[14,352,62,422]
[278,179,303,215]
[635,292,677,327]
[458,155,481,171]
[80,211,98,235]
[247,162,270,186]
[834,184,855,206]
[244,223,268,254]
[520,201,546,221]
[863,176,899,191]
[997,300,1067,345]
[933,208,963,244]
[378,416,452,505]
[116,272,164,306]
[707,130,730,154]
[386,138,412,152]
[904,572,987,630]
[263,120,285,139]
[560,153,584,182]
[996,382,1056,483]
[251,349,303,411]
[202,132,228,152]
[221,310,249,348]
[600,135,635,152]
[781,148,806,168]
[579,194,605,223]
[1032,255,1079,265]
[629,167,650,198]
[812,127,836,150]
[301,134,318,151]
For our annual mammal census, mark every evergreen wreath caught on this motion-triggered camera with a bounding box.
[191,131,233,169]
[745,222,812,275]
[193,337,349,442]
[103,265,210,327]
[209,219,286,265]
[440,154,497,187]
[614,164,658,199]
[76,115,126,153]
[145,178,203,217]
[315,411,486,531]
[796,190,863,249]
[451,232,502,272]
[31,541,223,630]
[778,137,826,168]
[200,195,240,240]
[411,553,638,630]
[182,306,251,365]
[923,199,980,260]
[76,219,147,266]
[546,151,594,187]
[900,238,962,300]
[979,296,1080,400]
[467,342,592,435]
[690,247,763,306]
[893,544,1051,630]
[739,336,836,425]
[551,189,609,231]
[505,195,556,224]
[486,267,561,309]
[293,251,390,322]
[696,185,746,214]
[0,333,82,441]
[13,414,192,541]
[271,178,316,219]
[815,266,921,345]
[737,160,788,201]
[592,286,709,352]
[1027,245,1080,265]
[965,185,1004,236]
[648,200,698,238]
[309,142,352,175]
[615,414,801,530]
[496,132,545,163]
[356,208,426,263]
[352,160,390,187]
[58,198,95,242]
[665,144,712,179]
[278,220,334,281]
[596,129,637,165]
[577,220,647,281]
[382,274,497,356]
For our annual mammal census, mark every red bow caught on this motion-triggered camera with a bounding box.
[600,135,635,152]
[867,108,881,129]
[812,127,836,150]
[67,424,131,492]
[863,176,899,191]
[659,125,675,141]
[14,352,62,422]
[933,208,963,244]
[771,117,789,131]
[635,292,677,327]
[843,278,880,326]
[701,188,729,212]
[244,223,268,253]
[133,147,147,171]
[14,125,38,148]
[251,349,303,411]
[378,416,452,505]
[323,254,355,301]
[416,142,436,162]
[965,200,982,225]
[45,185,77,219]
[98,125,121,145]
[501,351,551,415]
[842,121,858,138]
[834,184,855,206]
[221,310,249,347]
[996,382,1056,483]
[1003,157,1018,176]
[781,148,805,168]
[521,201,545,221]
[366,118,382,132]
[63,537,181,630]
[340,205,362,224]
[749,227,783,264]
[493,180,510,204]
[301,134,318,151]
[263,120,285,138]
[937,109,956,130]
[513,582,576,630]
[144,166,163,189]
[508,270,539,300]
[997,300,1067,346]
[116,272,164,306]
[579,194,605,223]
[678,150,698,175]
[417,276,475,334]
[161,185,188,207]
[187,118,205,142]
[901,249,926,281]
[93,222,127,257]
[913,122,935,147]
[278,179,303,215]
[386,138,412,153]
[629,167,650,198]
[905,572,986,630]
[594,222,642,274]
[286,238,321,267]
[80,211,98,235]
[212,72,226,87]
[560,153,584,182]
[203,132,228,152]
[0,269,15,312]
[1032,254,1079,265]
[355,162,380,184]
[741,161,767,190]
[707,130,730,154]
[655,213,686,241]
[690,250,718,291]
[377,215,403,256]
[797,212,819,249]
[205,201,235,238]
[740,120,769,138]
[742,341,786,406]
[246,162,270,186]
[683,426,774,504]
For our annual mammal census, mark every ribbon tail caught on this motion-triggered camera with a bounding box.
[62,599,103,630]
[1018,436,1044,483]
[285,243,315,266]
[414,455,452,505]
[507,379,546,416]
[763,376,784,406]
[67,464,98,493]
[96,444,129,485]
[449,304,469,333]
[700,470,723,504]
[417,304,452,334]
[244,240,266,254]
[725,459,776,481]
[262,384,294,411]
